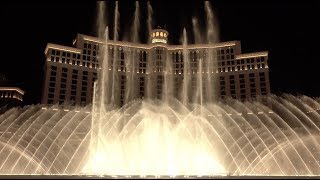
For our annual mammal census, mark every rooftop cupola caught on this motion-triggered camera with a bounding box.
[149,27,169,44]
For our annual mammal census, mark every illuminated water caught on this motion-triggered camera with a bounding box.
[0,1,320,176]
[1,95,320,176]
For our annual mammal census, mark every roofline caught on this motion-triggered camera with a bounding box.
[0,87,25,95]
[77,33,239,50]
[236,51,268,59]
[44,43,82,55]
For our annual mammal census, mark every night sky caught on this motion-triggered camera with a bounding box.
[0,1,319,105]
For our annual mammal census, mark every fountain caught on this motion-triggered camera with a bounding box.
[0,1,320,177]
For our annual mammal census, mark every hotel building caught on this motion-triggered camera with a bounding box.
[0,75,25,110]
[42,28,270,106]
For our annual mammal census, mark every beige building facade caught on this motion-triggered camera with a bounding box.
[42,29,270,106]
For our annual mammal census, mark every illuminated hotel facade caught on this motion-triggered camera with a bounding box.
[42,28,270,106]
[0,75,25,110]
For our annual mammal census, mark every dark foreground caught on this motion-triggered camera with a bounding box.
[0,175,320,179]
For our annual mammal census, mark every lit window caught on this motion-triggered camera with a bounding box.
[156,32,159,36]
[164,33,167,37]
[160,32,163,37]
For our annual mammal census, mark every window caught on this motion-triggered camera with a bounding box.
[70,96,76,101]
[51,49,56,55]
[48,93,54,98]
[51,66,57,71]
[49,88,55,93]
[62,52,66,56]
[120,50,124,59]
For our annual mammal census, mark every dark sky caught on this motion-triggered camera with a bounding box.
[0,1,319,105]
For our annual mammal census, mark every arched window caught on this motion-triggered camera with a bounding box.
[143,51,147,62]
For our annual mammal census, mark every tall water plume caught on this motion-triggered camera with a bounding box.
[147,1,153,42]
[96,1,107,39]
[181,28,190,105]
[163,50,173,104]
[131,1,140,43]
[204,1,219,44]
[192,17,202,44]
[111,1,119,106]
[204,1,219,102]
[125,1,140,105]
